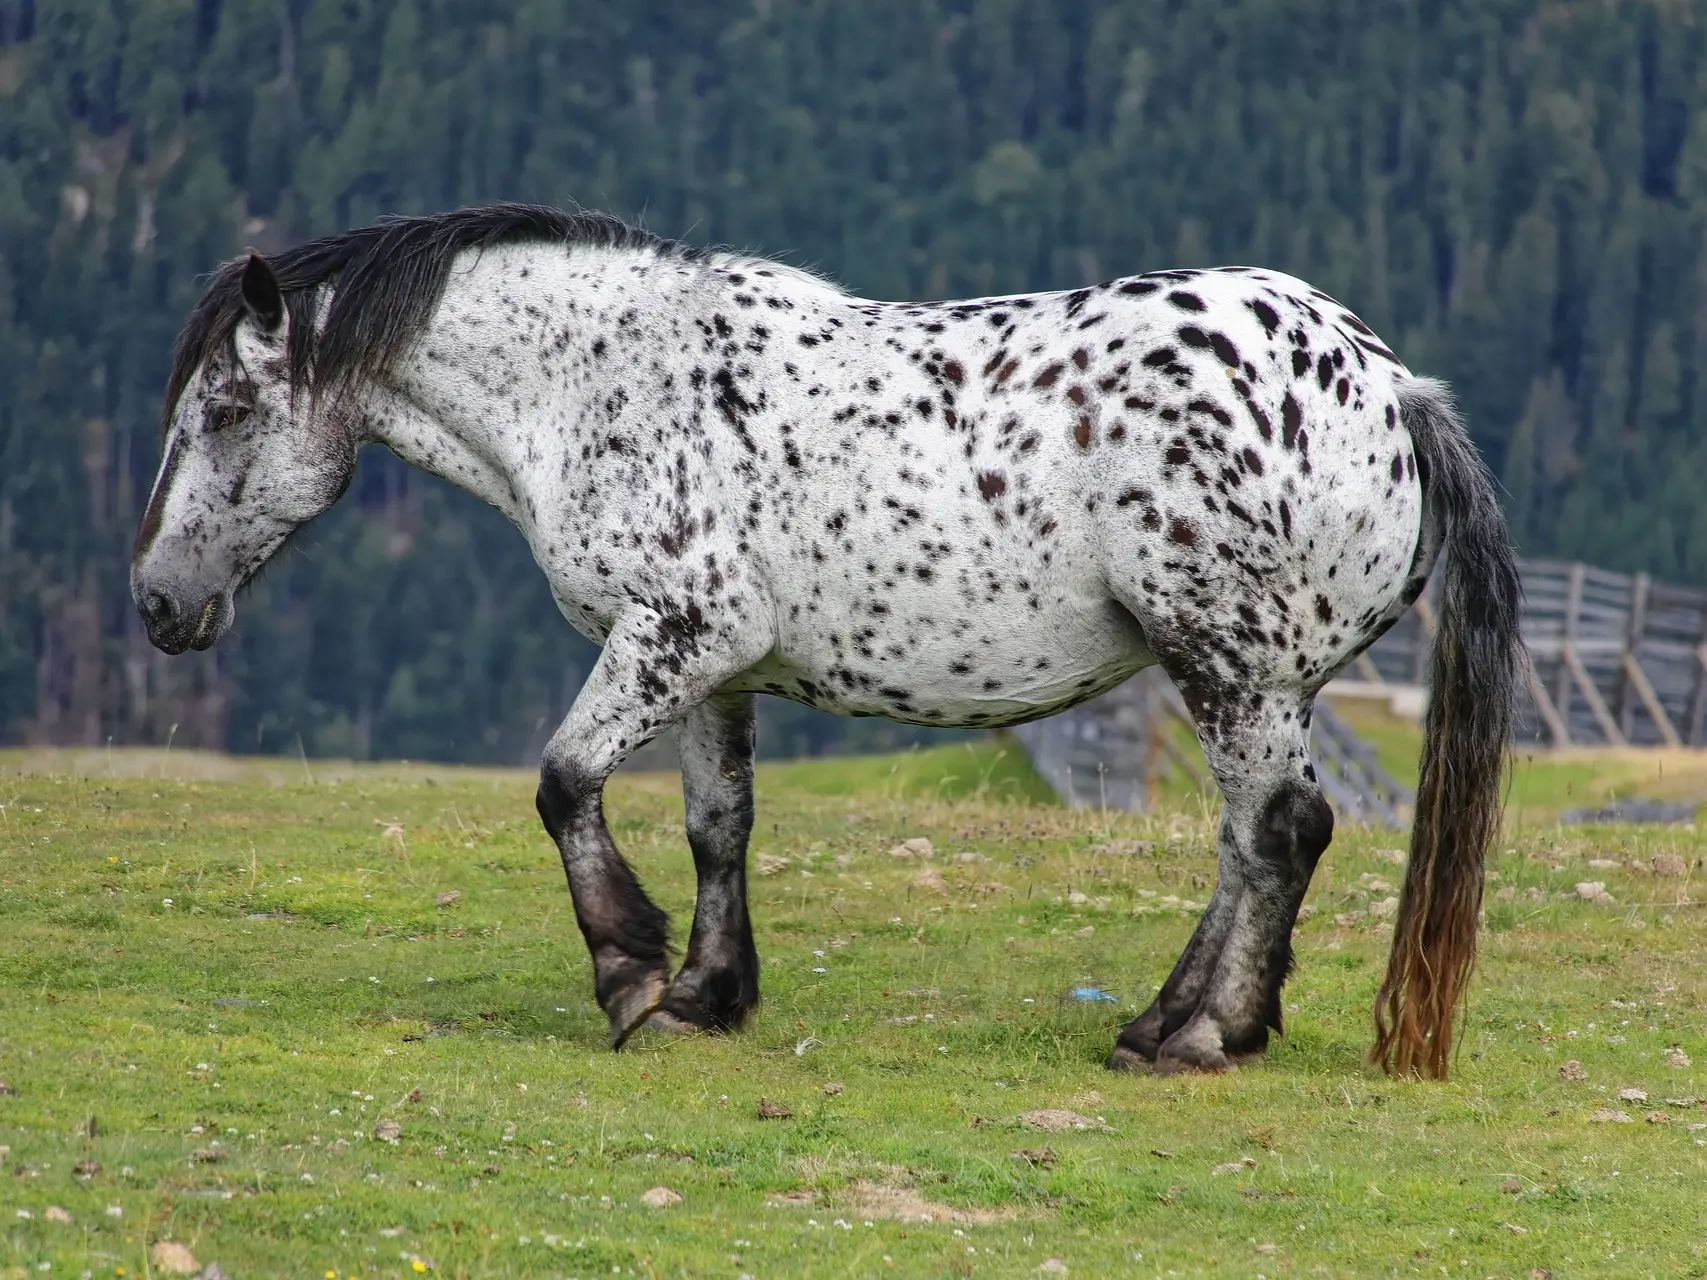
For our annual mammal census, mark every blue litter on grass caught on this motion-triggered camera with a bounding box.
[1067,986,1119,1003]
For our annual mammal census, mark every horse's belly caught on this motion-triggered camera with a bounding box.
[729,593,1154,727]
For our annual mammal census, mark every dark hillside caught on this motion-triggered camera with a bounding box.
[3,0,1706,760]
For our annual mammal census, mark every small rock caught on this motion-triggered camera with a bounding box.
[1039,1261,1068,1276]
[1075,925,1095,938]
[1559,1060,1587,1082]
[1616,1086,1648,1103]
[1646,1110,1670,1124]
[955,850,989,863]
[1585,858,1622,870]
[435,890,461,908]
[913,866,945,891]
[1574,881,1614,903]
[151,1241,200,1275]
[74,1159,102,1177]
[1255,1242,1278,1254]
[44,1205,72,1224]
[1494,886,1517,900]
[1067,891,1089,905]
[1588,1108,1632,1124]
[196,1264,230,1280]
[1360,875,1393,893]
[1212,1157,1258,1175]
[1296,904,1317,921]
[640,1185,682,1208]
[375,1119,402,1143]
[379,1226,406,1238]
[1374,849,1406,864]
[191,1147,223,1163]
[755,852,790,875]
[756,1098,793,1120]
[1666,1047,1692,1068]
[0,1079,15,1096]
[1368,895,1399,919]
[1528,1270,1553,1280]
[1332,911,1365,927]
[1019,1109,1104,1133]
[888,837,934,860]
[821,1082,844,1096]
[1012,1146,1058,1168]
[1652,853,1687,877]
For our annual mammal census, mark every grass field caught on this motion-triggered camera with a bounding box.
[2,738,1705,1278]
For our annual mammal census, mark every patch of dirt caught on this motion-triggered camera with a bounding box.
[842,1178,1019,1224]
[1018,1109,1107,1132]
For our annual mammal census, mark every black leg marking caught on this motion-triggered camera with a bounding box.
[1109,813,1243,1070]
[1154,772,1333,1073]
[650,693,761,1033]
[538,764,672,1049]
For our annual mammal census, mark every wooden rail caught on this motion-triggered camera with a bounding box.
[1359,558,1707,748]
[1013,556,1707,820]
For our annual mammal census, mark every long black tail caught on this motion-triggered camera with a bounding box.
[1370,376,1524,1080]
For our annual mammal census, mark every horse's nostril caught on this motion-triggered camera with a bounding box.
[141,590,177,627]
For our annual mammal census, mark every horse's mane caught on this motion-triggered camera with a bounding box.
[162,203,705,429]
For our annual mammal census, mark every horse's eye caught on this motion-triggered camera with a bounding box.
[209,405,250,432]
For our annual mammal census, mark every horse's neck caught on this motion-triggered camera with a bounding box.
[366,244,703,520]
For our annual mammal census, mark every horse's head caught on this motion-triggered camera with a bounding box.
[132,253,356,655]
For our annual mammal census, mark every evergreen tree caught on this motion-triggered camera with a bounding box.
[4,0,1707,759]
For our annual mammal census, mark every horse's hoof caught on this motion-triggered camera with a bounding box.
[604,970,670,1049]
[1154,1020,1237,1074]
[644,1008,705,1036]
[1113,1010,1167,1062]
[1105,1044,1152,1073]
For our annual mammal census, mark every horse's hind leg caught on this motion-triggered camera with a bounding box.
[1116,695,1332,1072]
[1108,816,1245,1068]
[537,609,765,1049]
[648,693,760,1033]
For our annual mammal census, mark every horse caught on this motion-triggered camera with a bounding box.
[132,203,1522,1079]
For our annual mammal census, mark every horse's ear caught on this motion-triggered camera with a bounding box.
[241,252,285,332]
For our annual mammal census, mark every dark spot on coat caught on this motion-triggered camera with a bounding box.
[977,471,1007,500]
[1247,299,1280,334]
[1281,392,1302,449]
[1168,291,1206,312]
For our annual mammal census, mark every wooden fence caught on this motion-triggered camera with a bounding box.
[1013,556,1707,820]
[1359,558,1707,748]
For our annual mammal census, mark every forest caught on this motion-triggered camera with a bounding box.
[3,0,1707,763]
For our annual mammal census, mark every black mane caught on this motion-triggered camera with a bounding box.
[163,203,690,428]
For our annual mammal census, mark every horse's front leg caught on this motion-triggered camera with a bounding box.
[536,609,764,1049]
[648,692,760,1033]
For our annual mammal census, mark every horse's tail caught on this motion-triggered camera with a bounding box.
[1370,376,1524,1080]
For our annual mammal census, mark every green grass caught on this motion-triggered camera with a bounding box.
[2,741,1705,1278]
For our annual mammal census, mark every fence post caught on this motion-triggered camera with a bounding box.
[1617,572,1649,740]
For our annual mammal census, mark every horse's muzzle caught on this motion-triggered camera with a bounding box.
[138,589,233,655]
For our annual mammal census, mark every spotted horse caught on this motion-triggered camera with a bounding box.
[133,203,1524,1079]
